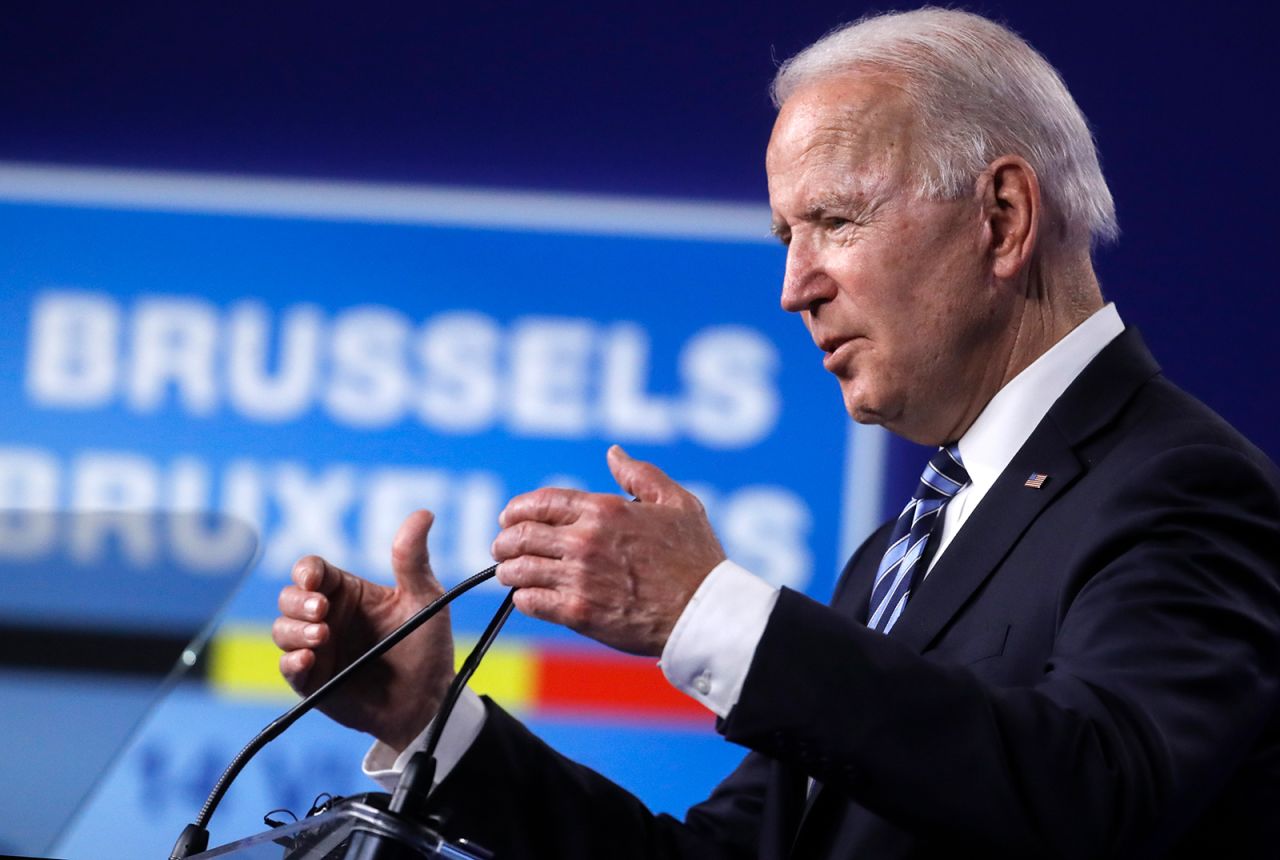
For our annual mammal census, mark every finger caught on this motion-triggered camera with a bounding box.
[499,488,587,528]
[279,648,315,692]
[511,586,576,626]
[291,554,351,595]
[495,554,566,589]
[390,509,439,601]
[272,616,328,651]
[491,520,566,563]
[278,585,329,622]
[607,444,691,508]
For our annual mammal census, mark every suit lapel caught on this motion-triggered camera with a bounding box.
[790,779,837,858]
[885,328,1162,655]
[838,520,895,625]
[755,760,809,859]
[889,421,1082,653]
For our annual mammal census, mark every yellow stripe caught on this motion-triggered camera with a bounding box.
[208,625,535,711]
[208,624,294,700]
[459,638,535,710]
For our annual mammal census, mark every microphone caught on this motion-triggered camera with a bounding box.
[170,495,637,858]
[388,589,515,822]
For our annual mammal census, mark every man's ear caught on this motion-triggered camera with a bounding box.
[979,155,1041,279]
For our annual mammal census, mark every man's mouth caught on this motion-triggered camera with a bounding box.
[818,336,855,371]
[815,333,846,353]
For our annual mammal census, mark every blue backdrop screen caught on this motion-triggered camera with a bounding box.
[0,178,886,856]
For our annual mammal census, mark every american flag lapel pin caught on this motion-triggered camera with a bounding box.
[1024,472,1049,489]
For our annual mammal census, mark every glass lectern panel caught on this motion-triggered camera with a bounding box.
[0,511,258,858]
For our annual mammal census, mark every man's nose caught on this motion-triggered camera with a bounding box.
[780,240,834,314]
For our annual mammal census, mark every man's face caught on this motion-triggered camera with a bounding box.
[767,74,1014,445]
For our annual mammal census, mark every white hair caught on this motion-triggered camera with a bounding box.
[772,7,1119,246]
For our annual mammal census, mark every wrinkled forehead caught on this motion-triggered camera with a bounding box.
[766,73,919,190]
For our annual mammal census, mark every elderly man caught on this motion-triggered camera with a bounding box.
[273,8,1280,857]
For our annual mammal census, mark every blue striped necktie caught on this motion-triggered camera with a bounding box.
[867,444,970,633]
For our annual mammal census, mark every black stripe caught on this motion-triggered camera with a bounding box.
[0,623,208,679]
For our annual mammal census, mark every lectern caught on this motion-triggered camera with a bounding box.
[188,793,488,859]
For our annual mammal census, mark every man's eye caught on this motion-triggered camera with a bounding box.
[827,217,851,230]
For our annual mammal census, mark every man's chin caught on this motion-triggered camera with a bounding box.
[844,396,922,441]
[844,398,887,427]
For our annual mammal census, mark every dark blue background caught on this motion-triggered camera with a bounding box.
[4,0,1276,524]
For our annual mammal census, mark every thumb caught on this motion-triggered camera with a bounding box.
[389,509,441,600]
[607,444,689,507]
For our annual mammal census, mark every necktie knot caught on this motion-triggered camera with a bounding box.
[916,443,969,502]
[867,443,970,633]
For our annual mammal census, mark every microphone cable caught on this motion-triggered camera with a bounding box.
[424,590,514,766]
[170,563,509,859]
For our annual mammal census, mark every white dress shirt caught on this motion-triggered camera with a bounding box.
[365,304,1125,788]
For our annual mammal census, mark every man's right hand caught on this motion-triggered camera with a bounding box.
[272,509,456,752]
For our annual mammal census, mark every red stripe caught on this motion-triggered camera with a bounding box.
[535,647,712,722]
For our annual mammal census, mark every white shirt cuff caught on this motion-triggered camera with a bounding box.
[660,559,779,718]
[361,685,487,792]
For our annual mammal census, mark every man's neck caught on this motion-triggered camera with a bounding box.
[1003,248,1103,386]
[937,250,1103,445]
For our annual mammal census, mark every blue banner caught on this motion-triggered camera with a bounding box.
[0,166,887,855]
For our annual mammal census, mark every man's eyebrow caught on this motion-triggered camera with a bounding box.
[799,192,872,221]
[769,190,879,239]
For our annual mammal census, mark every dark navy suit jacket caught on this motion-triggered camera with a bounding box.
[425,330,1280,858]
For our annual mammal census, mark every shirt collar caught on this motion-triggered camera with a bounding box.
[957,304,1125,500]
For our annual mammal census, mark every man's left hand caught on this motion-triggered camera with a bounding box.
[491,445,726,656]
